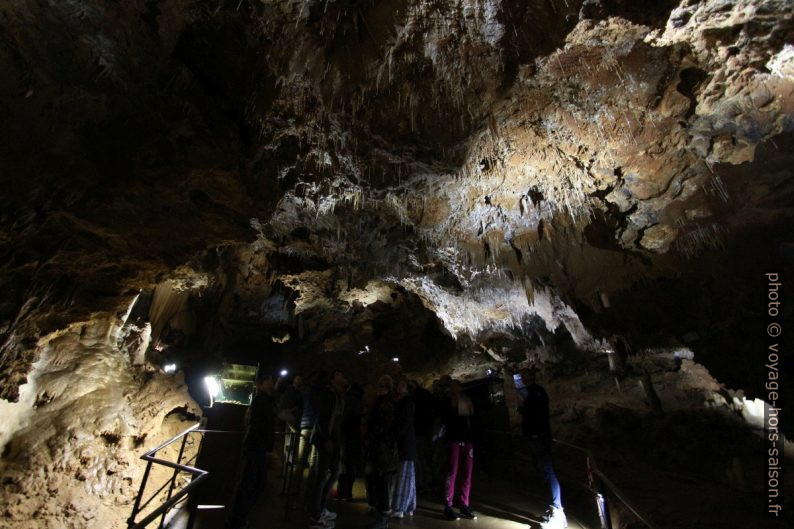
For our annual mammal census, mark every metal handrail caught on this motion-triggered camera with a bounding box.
[279,427,314,520]
[592,469,657,529]
[474,428,657,529]
[552,437,657,529]
[128,423,313,529]
[127,425,241,529]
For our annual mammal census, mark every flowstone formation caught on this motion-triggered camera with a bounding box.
[0,313,199,528]
[0,1,792,527]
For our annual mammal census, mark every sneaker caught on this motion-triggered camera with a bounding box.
[540,507,567,529]
[391,511,404,519]
[443,506,460,521]
[459,506,477,520]
[309,516,333,529]
[367,513,389,529]
[321,509,337,521]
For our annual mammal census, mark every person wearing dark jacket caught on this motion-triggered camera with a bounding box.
[292,370,325,503]
[429,378,450,496]
[411,381,435,493]
[278,374,304,428]
[279,374,304,475]
[519,368,566,529]
[365,375,398,529]
[336,382,365,500]
[227,374,276,529]
[307,370,348,529]
[389,379,417,517]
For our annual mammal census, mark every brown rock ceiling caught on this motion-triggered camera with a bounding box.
[0,0,792,410]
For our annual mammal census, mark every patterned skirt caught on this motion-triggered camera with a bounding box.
[389,460,417,514]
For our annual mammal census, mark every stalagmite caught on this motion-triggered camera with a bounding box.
[640,372,664,415]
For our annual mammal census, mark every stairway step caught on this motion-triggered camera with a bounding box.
[191,505,227,529]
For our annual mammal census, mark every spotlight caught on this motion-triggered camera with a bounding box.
[280,369,288,377]
[204,376,221,406]
[392,357,400,362]
[163,363,177,373]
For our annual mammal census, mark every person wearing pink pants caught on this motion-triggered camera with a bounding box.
[442,381,477,520]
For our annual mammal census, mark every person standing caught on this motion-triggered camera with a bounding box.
[279,374,304,428]
[227,373,276,529]
[308,370,348,529]
[429,378,450,496]
[442,380,476,520]
[292,370,325,503]
[411,380,435,495]
[365,375,398,529]
[279,373,304,474]
[519,368,566,529]
[336,382,365,500]
[390,379,416,518]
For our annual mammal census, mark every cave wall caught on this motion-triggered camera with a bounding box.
[0,313,199,528]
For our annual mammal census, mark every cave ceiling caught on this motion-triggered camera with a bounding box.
[0,0,792,398]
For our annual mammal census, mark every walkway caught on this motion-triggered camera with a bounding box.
[182,470,596,529]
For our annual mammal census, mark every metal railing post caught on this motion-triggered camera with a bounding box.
[595,487,613,529]
[472,428,655,529]
[127,426,246,529]
[280,431,289,495]
[285,430,295,494]
[283,429,300,521]
[185,430,207,529]
[128,460,153,528]
[159,432,190,529]
[586,457,611,529]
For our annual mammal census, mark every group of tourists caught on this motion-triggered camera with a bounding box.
[226,366,567,529]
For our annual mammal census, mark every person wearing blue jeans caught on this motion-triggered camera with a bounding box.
[519,368,566,529]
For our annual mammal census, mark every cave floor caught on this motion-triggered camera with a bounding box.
[179,470,595,529]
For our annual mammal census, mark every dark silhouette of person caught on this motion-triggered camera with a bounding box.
[519,368,566,529]
[365,374,398,529]
[227,373,276,529]
[307,370,348,528]
[336,382,364,500]
[411,380,436,494]
[293,370,326,503]
[390,378,417,517]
